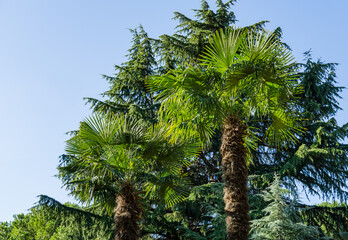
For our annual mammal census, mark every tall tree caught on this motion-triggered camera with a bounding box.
[155,0,266,68]
[149,28,300,239]
[59,113,199,240]
[153,1,276,188]
[77,1,347,237]
[158,1,348,203]
[249,52,348,201]
[85,26,158,123]
[285,53,348,200]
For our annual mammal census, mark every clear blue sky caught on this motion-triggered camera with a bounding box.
[0,0,347,222]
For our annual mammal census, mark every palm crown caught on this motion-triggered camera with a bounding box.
[148,27,301,239]
[58,113,199,239]
[150,27,301,147]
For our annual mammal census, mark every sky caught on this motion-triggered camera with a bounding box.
[0,0,347,222]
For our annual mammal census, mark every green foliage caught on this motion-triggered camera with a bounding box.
[300,201,348,239]
[1,203,112,240]
[22,1,345,239]
[149,27,301,153]
[250,52,348,201]
[141,183,226,240]
[250,175,320,240]
[155,0,266,66]
[300,51,342,120]
[0,222,12,239]
[85,26,158,123]
[59,113,199,214]
[285,53,348,200]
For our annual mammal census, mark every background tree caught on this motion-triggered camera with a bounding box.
[85,26,158,123]
[250,175,320,240]
[0,202,113,240]
[30,1,346,238]
[141,182,226,240]
[249,52,348,201]
[154,0,266,68]
[299,201,348,239]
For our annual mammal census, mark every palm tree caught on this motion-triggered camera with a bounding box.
[58,113,199,240]
[148,28,301,239]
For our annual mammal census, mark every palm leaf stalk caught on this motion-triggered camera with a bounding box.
[58,113,199,240]
[148,27,301,239]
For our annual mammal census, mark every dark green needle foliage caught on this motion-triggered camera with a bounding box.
[154,0,267,68]
[248,52,348,240]
[299,201,348,239]
[156,0,237,66]
[85,26,158,123]
[140,182,225,240]
[249,52,348,203]
[300,51,343,120]
[280,53,348,200]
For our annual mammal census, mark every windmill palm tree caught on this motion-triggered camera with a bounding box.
[148,28,301,239]
[58,113,199,240]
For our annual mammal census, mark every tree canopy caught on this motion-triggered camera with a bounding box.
[1,1,347,239]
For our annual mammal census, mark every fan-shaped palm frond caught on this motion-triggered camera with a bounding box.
[148,27,301,240]
[59,113,200,239]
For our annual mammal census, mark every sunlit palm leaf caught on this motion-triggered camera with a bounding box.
[59,113,200,214]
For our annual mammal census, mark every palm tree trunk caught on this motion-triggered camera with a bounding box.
[221,115,250,240]
[114,182,142,240]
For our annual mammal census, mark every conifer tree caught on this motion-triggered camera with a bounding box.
[299,201,348,239]
[250,175,319,240]
[155,0,266,68]
[281,52,347,200]
[79,1,347,238]
[85,26,158,123]
[249,52,348,201]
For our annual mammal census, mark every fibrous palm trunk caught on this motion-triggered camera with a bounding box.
[114,182,142,240]
[221,115,250,240]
